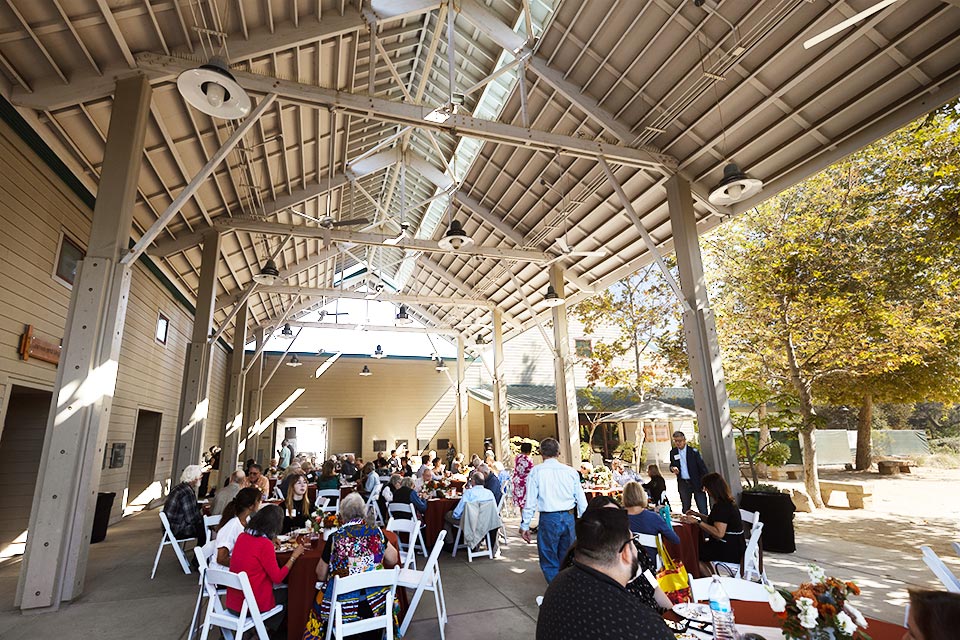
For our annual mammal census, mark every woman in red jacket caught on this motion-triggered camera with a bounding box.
[227,504,305,620]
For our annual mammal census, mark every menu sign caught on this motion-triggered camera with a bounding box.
[18,325,61,365]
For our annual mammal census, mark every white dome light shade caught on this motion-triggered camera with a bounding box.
[359,365,373,376]
[543,284,565,307]
[372,344,386,359]
[435,358,448,372]
[286,354,302,367]
[396,305,412,325]
[708,162,763,206]
[252,259,280,285]
[437,220,474,250]
[177,57,251,120]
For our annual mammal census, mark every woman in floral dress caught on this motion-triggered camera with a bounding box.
[512,442,534,510]
[302,493,400,640]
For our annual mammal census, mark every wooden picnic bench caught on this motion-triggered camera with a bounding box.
[819,480,873,509]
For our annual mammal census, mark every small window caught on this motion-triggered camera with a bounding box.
[437,439,450,450]
[575,339,593,357]
[372,439,387,452]
[155,312,169,345]
[54,233,84,288]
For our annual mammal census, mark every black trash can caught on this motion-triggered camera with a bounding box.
[739,490,796,553]
[90,492,116,544]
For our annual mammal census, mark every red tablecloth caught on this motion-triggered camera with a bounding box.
[584,487,622,502]
[340,485,356,500]
[730,601,904,640]
[269,477,278,492]
[278,530,406,640]
[663,521,703,579]
[424,498,460,547]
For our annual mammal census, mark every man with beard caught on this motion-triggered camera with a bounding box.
[536,507,673,640]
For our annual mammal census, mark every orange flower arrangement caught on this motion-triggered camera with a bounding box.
[770,565,872,640]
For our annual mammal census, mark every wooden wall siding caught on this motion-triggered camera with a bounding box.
[327,417,362,458]
[0,120,229,526]
[259,355,460,462]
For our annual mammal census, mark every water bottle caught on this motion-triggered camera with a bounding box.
[708,576,739,640]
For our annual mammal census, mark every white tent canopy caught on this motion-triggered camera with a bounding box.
[599,399,697,423]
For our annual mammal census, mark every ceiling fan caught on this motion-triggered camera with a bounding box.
[803,0,900,49]
[289,208,370,228]
[554,237,608,258]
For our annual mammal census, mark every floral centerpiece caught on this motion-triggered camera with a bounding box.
[310,510,340,534]
[591,464,612,487]
[423,479,450,499]
[767,565,872,640]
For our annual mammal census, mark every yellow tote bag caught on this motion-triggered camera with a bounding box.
[655,536,693,604]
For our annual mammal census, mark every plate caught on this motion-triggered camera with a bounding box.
[674,633,701,640]
[276,544,295,553]
[673,603,712,622]
[277,534,291,543]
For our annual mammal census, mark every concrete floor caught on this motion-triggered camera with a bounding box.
[0,493,949,638]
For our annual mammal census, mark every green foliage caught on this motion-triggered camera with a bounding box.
[613,440,636,463]
[579,441,593,462]
[745,483,782,494]
[727,380,802,488]
[509,436,540,457]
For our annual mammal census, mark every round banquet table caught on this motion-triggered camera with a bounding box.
[277,529,406,640]
[728,601,904,640]
[424,497,460,547]
[663,521,703,579]
[339,485,356,500]
[583,486,622,502]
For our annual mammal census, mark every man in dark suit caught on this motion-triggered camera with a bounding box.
[669,431,709,513]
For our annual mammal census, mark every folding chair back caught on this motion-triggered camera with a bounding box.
[921,545,960,593]
[199,568,284,640]
[187,541,220,640]
[317,490,340,513]
[325,567,400,640]
[151,511,195,579]
[364,484,383,526]
[397,531,448,638]
[690,576,770,602]
[953,541,960,558]
[388,503,415,520]
[741,521,765,581]
[203,514,221,545]
[386,517,420,569]
[739,509,757,526]
[633,532,662,570]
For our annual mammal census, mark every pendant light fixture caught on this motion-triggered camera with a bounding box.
[396,305,412,325]
[435,358,448,372]
[543,284,565,308]
[359,365,373,376]
[437,220,473,250]
[708,162,763,205]
[176,57,251,120]
[286,354,302,367]
[280,323,294,339]
[253,259,280,285]
[372,345,386,359]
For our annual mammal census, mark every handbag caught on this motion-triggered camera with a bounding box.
[655,536,693,604]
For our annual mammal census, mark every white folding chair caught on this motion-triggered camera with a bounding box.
[741,521,765,582]
[739,509,757,526]
[690,576,770,602]
[632,532,663,570]
[203,514,221,545]
[953,541,960,558]
[496,492,509,547]
[198,568,283,640]
[325,566,400,640]
[398,530,448,639]
[272,484,284,500]
[317,489,340,513]
[387,504,429,555]
[386,517,425,569]
[187,541,221,640]
[364,484,384,526]
[920,545,960,593]
[451,501,500,561]
[151,511,195,578]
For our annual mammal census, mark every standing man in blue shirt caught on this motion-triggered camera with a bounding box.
[520,438,588,583]
[669,431,709,514]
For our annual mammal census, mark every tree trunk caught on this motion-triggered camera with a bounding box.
[757,403,771,479]
[855,393,873,470]
[784,330,824,508]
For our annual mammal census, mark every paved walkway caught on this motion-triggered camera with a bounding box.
[0,487,953,637]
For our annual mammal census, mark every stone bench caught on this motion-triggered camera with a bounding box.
[767,464,804,481]
[820,480,873,509]
[878,459,912,475]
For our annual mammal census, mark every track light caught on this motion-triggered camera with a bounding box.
[176,57,251,120]
[372,345,386,359]
[708,162,763,205]
[543,285,565,307]
[437,220,474,251]
[359,365,372,376]
[286,354,302,367]
[252,259,280,285]
[396,305,412,325]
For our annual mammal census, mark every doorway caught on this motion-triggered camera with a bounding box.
[0,385,52,558]
[126,409,162,513]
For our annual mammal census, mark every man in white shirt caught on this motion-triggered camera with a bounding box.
[444,471,497,549]
[520,438,588,583]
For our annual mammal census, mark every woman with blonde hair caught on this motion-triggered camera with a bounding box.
[622,480,679,563]
[281,473,311,533]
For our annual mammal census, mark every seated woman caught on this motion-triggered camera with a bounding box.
[622,481,680,564]
[300,460,319,484]
[680,473,745,576]
[215,487,262,570]
[276,465,304,498]
[282,474,311,533]
[611,459,637,486]
[391,476,428,517]
[578,461,594,484]
[642,465,669,506]
[432,457,446,477]
[378,474,402,521]
[906,589,960,640]
[303,493,400,640]
[359,462,379,499]
[315,460,340,490]
[227,504,305,623]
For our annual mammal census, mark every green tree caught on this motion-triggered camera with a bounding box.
[706,103,960,505]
